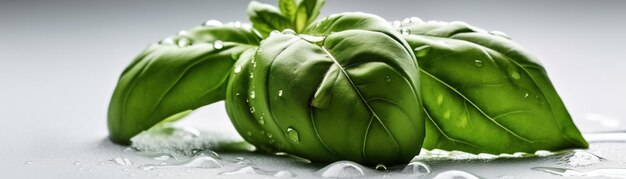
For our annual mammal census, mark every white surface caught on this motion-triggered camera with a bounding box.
[2,0,626,178]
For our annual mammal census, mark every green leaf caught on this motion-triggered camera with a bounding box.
[247,1,293,38]
[283,0,325,32]
[226,12,424,166]
[107,23,261,145]
[397,20,588,154]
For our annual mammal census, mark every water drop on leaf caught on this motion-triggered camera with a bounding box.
[286,127,299,143]
[213,40,223,49]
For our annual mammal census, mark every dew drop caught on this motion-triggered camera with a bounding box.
[510,71,521,80]
[233,21,242,28]
[433,170,479,179]
[73,162,81,165]
[318,161,366,178]
[385,75,391,82]
[250,91,256,99]
[110,157,133,165]
[286,127,299,143]
[375,164,387,171]
[278,90,283,97]
[202,19,222,27]
[258,116,265,125]
[401,28,410,35]
[177,38,190,47]
[152,154,176,161]
[270,30,281,36]
[220,166,257,175]
[436,94,444,106]
[390,21,400,28]
[25,161,33,165]
[213,40,224,49]
[274,170,296,177]
[234,66,242,73]
[402,161,431,176]
[159,38,175,45]
[474,59,484,68]
[524,92,529,98]
[410,17,423,23]
[235,93,240,96]
[249,72,254,79]
[413,45,431,58]
[282,29,296,35]
[98,162,106,165]
[177,30,188,36]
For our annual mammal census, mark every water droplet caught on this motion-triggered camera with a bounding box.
[234,157,254,165]
[250,91,256,99]
[258,116,265,125]
[375,164,387,171]
[401,28,410,35]
[282,29,296,35]
[192,149,221,159]
[278,90,283,97]
[270,30,281,36]
[250,107,255,114]
[413,45,431,58]
[177,38,190,47]
[266,132,273,138]
[122,168,130,171]
[433,170,479,179]
[274,170,296,177]
[318,161,366,178]
[490,31,511,39]
[25,161,33,165]
[138,156,222,170]
[234,66,242,73]
[249,72,254,79]
[73,162,81,165]
[98,162,106,165]
[402,161,431,176]
[152,154,176,161]
[391,21,401,27]
[77,167,84,171]
[410,17,423,23]
[436,94,444,106]
[202,19,222,27]
[474,59,484,68]
[159,38,175,45]
[535,150,555,157]
[213,40,224,49]
[110,158,133,165]
[385,75,391,82]
[557,150,603,167]
[510,71,521,80]
[443,110,451,119]
[221,166,257,175]
[286,127,299,143]
[233,21,242,28]
[524,92,529,98]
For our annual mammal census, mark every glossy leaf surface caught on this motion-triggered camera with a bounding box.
[108,23,261,144]
[396,19,588,154]
[226,13,424,166]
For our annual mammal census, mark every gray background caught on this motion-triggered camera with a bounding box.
[1,0,625,178]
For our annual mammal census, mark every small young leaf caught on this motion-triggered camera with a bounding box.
[247,1,292,38]
[293,0,325,32]
[278,0,297,21]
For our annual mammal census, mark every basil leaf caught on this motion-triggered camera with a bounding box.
[397,20,588,154]
[107,23,261,144]
[226,12,424,166]
[247,1,292,38]
[279,0,325,32]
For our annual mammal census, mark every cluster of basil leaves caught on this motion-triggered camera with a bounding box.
[108,0,587,166]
